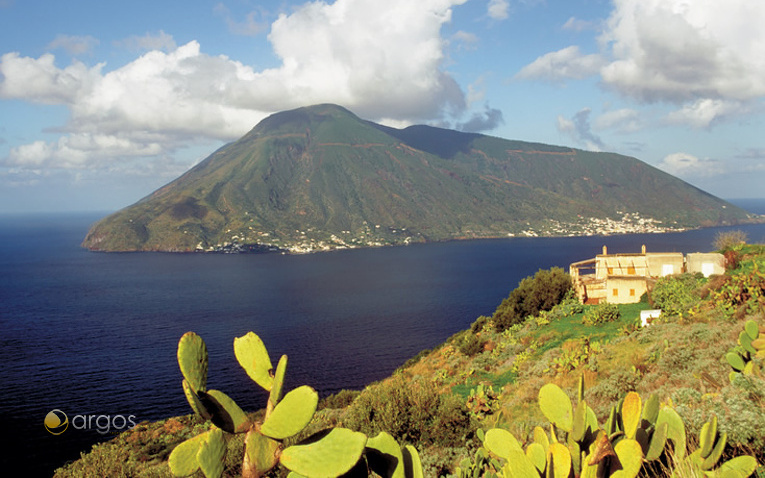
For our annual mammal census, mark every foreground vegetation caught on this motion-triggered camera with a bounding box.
[56,240,765,477]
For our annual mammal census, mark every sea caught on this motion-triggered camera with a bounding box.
[1,200,764,477]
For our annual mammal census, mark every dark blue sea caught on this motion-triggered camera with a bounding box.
[1,200,764,476]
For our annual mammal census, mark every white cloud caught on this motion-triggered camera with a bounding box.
[664,99,747,128]
[213,4,269,37]
[519,0,765,128]
[487,0,509,20]
[562,17,598,32]
[47,35,99,56]
[452,30,479,51]
[116,30,177,53]
[516,46,605,82]
[600,0,765,104]
[658,152,723,177]
[593,108,643,133]
[0,0,469,170]
[0,52,103,104]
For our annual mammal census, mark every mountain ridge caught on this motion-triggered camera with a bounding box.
[82,104,758,252]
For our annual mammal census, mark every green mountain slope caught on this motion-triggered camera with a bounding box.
[82,104,756,252]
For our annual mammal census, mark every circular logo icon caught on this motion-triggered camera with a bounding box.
[44,409,69,435]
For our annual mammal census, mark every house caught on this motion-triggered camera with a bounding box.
[569,245,724,304]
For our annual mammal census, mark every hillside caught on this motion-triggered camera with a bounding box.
[55,240,765,477]
[81,104,756,252]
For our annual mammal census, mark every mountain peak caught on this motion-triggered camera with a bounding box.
[82,105,754,252]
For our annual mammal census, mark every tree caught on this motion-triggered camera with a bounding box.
[492,267,572,331]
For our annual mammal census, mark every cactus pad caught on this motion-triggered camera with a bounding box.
[526,442,547,473]
[242,429,279,476]
[279,428,367,477]
[366,431,405,478]
[533,426,550,454]
[502,449,540,478]
[198,389,250,434]
[269,354,288,411]
[182,379,211,420]
[403,445,424,478]
[621,392,641,440]
[484,428,523,459]
[657,407,686,460]
[178,332,208,392]
[717,455,758,477]
[261,385,318,440]
[538,383,573,432]
[744,320,759,341]
[726,352,746,372]
[702,432,726,470]
[645,421,668,461]
[548,443,572,478]
[641,394,659,428]
[699,415,718,458]
[610,439,643,478]
[168,431,208,477]
[234,332,274,391]
[197,427,226,478]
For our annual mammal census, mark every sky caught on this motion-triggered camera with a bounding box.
[1,0,764,214]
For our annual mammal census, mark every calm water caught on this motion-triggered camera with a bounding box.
[1,204,764,476]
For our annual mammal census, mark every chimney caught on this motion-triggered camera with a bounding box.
[602,245,607,255]
[641,244,646,254]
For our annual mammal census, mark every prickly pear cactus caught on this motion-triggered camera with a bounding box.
[171,331,425,478]
[725,319,764,381]
[279,428,367,477]
[538,383,573,432]
[260,385,318,440]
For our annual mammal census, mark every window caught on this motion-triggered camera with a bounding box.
[630,289,636,297]
[607,267,614,275]
[627,265,636,275]
[612,288,618,297]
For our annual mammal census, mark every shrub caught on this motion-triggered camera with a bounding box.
[714,229,748,251]
[319,389,361,410]
[582,302,620,325]
[341,376,476,448]
[455,331,484,357]
[492,267,573,331]
[650,273,706,317]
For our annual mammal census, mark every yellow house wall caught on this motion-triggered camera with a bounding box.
[605,277,647,304]
[595,254,648,279]
[686,253,725,277]
[645,253,685,277]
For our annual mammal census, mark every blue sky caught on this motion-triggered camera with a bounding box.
[1,0,763,213]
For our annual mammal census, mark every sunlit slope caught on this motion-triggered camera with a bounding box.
[82,104,753,252]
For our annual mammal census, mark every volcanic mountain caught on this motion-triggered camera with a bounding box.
[82,104,754,252]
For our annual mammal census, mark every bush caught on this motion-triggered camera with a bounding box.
[319,389,361,410]
[582,302,620,325]
[714,229,748,251]
[493,267,573,331]
[650,273,706,317]
[341,376,476,448]
[457,332,484,357]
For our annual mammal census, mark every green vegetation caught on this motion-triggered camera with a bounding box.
[171,331,425,478]
[57,247,765,477]
[81,104,757,253]
[582,302,621,326]
[650,273,707,318]
[491,267,573,331]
